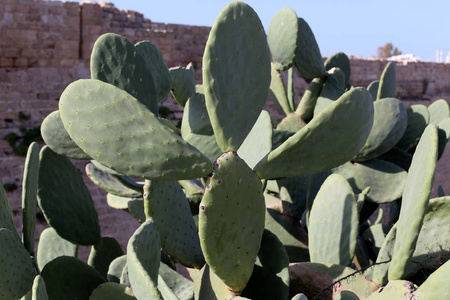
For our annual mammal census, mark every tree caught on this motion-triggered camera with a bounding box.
[377,43,402,58]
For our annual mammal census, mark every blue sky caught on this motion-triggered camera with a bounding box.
[74,0,449,61]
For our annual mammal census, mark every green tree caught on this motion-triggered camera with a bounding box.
[377,43,402,58]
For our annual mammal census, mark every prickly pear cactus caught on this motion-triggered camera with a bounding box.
[199,152,265,293]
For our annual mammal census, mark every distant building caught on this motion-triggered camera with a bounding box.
[388,54,421,62]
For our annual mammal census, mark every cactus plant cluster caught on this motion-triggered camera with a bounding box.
[0,1,449,299]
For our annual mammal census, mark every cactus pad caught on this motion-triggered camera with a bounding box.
[376,62,396,100]
[88,237,124,279]
[32,275,49,300]
[308,174,358,266]
[90,33,157,114]
[86,163,142,198]
[127,220,162,299]
[169,65,196,107]
[413,260,450,299]
[395,104,430,151]
[389,124,438,280]
[144,180,205,268]
[59,79,212,180]
[36,227,77,270]
[324,52,351,88]
[333,159,407,204]
[269,66,292,116]
[22,142,39,256]
[135,41,172,102]
[38,147,101,245]
[41,256,106,300]
[237,110,273,169]
[203,1,271,152]
[267,8,299,71]
[428,99,450,125]
[255,87,374,179]
[241,229,290,300]
[354,98,407,161]
[0,182,17,235]
[0,228,36,300]
[89,282,136,300]
[159,262,194,300]
[294,18,326,80]
[199,152,265,292]
[41,110,90,160]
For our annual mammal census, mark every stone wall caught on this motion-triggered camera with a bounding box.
[1,0,450,253]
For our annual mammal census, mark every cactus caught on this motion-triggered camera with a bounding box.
[40,256,106,300]
[31,275,49,300]
[389,125,438,280]
[37,146,101,245]
[199,152,265,293]
[3,1,447,299]
[36,227,77,270]
[308,174,358,266]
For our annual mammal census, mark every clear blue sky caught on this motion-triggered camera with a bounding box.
[74,0,450,61]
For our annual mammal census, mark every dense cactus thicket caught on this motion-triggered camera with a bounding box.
[1,2,449,299]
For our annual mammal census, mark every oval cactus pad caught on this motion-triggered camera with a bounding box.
[203,1,271,152]
[59,79,212,181]
[199,152,265,292]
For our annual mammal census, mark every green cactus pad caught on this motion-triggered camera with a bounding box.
[308,174,358,266]
[86,163,142,198]
[312,74,345,117]
[0,228,36,300]
[276,113,306,133]
[296,77,324,122]
[354,98,407,162]
[107,194,142,210]
[32,275,49,300]
[361,223,392,257]
[0,183,17,235]
[269,66,292,116]
[437,117,450,159]
[90,33,157,114]
[428,99,450,125]
[328,67,346,88]
[324,52,351,88]
[241,229,290,300]
[255,87,374,179]
[181,95,222,162]
[289,262,378,299]
[199,152,265,292]
[264,207,310,262]
[135,41,172,102]
[237,110,273,169]
[22,142,39,256]
[395,104,430,151]
[333,159,407,204]
[377,146,412,171]
[59,79,213,180]
[41,110,91,160]
[388,124,438,280]
[89,282,136,300]
[294,18,326,80]
[370,224,397,286]
[128,199,146,223]
[169,65,196,107]
[88,237,124,279]
[367,81,380,101]
[107,255,127,283]
[36,227,78,270]
[366,280,417,300]
[127,220,162,300]
[267,8,298,71]
[376,62,396,100]
[38,147,101,245]
[413,260,450,299]
[292,294,308,300]
[188,265,217,300]
[159,262,194,300]
[144,180,205,268]
[203,1,271,152]
[41,256,106,300]
[411,197,450,269]
[181,93,213,136]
